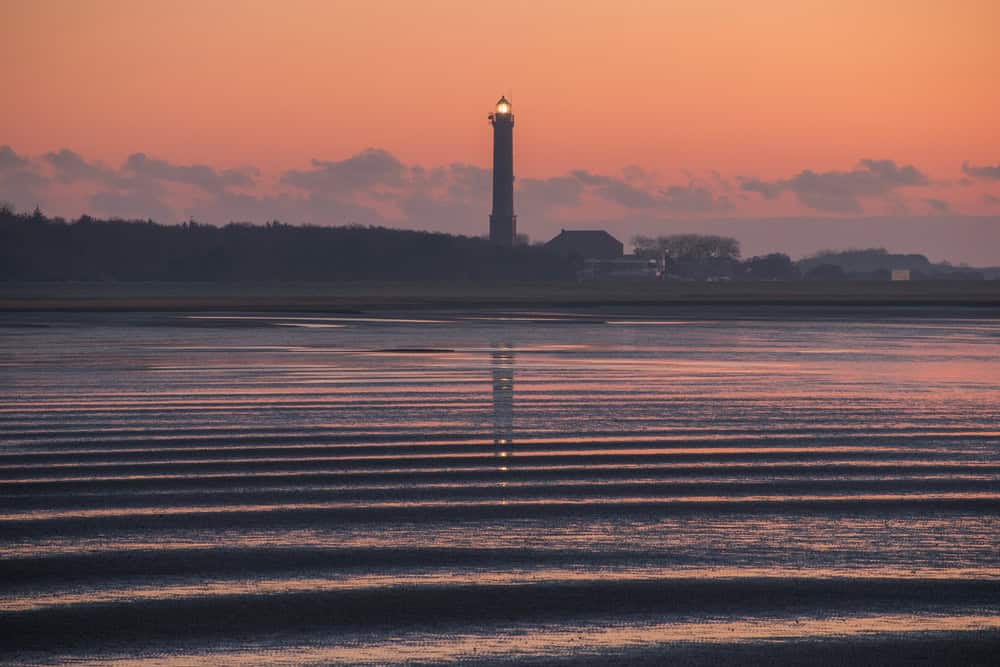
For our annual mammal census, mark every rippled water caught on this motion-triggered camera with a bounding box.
[1,308,998,664]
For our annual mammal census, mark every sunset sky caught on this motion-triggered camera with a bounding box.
[3,0,999,262]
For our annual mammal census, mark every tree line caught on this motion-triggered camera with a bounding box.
[633,234,799,280]
[632,234,988,281]
[0,207,574,282]
[2,206,988,283]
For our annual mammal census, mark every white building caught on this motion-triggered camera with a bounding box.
[891,269,911,281]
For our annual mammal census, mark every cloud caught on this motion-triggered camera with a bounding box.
[394,193,483,235]
[560,170,731,213]
[0,145,30,171]
[281,148,405,194]
[622,165,650,184]
[188,150,478,228]
[89,188,174,222]
[925,198,951,214]
[393,162,493,234]
[518,175,584,211]
[277,153,733,227]
[741,159,929,212]
[31,149,257,219]
[444,163,490,201]
[279,152,738,230]
[985,194,1000,206]
[660,184,733,214]
[962,161,1000,181]
[124,153,257,192]
[709,170,733,192]
[185,190,383,227]
[41,148,256,192]
[44,149,117,184]
[571,169,660,208]
[278,155,497,232]
[0,146,46,210]
[741,178,784,200]
[3,144,739,229]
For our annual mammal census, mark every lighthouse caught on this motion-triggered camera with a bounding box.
[488,96,516,245]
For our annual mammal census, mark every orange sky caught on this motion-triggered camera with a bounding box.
[2,1,999,260]
[4,0,997,174]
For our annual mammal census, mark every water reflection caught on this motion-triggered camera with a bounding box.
[491,345,514,461]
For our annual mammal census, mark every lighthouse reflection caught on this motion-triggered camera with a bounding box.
[491,344,515,460]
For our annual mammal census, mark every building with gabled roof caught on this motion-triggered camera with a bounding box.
[545,229,624,261]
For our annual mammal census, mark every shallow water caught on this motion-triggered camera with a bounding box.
[1,308,998,664]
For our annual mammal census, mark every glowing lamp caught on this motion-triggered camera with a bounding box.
[496,97,511,114]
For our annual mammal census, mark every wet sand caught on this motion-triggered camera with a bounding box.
[2,310,998,664]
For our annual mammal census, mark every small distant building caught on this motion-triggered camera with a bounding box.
[545,230,624,261]
[891,269,911,281]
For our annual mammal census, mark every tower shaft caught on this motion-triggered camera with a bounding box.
[489,109,516,245]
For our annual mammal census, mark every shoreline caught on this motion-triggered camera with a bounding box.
[2,280,1000,313]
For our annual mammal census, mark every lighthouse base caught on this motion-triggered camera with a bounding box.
[489,214,517,246]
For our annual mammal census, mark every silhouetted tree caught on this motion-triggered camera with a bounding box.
[742,253,800,281]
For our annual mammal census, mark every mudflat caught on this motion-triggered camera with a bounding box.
[2,310,999,663]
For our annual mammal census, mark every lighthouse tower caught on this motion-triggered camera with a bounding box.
[488,96,516,245]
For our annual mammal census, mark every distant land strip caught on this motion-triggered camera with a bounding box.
[1,281,1000,313]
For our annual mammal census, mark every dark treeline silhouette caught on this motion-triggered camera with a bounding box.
[4,206,994,284]
[0,207,574,282]
[798,248,988,281]
[633,234,799,281]
[631,233,993,282]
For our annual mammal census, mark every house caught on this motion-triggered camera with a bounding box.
[545,230,624,261]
